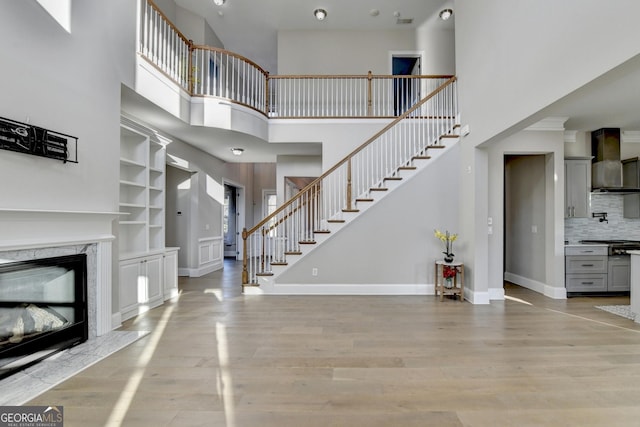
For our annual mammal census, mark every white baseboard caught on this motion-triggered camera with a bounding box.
[504,272,566,300]
[184,260,223,278]
[504,272,545,293]
[245,283,433,296]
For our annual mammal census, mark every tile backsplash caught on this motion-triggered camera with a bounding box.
[565,193,640,243]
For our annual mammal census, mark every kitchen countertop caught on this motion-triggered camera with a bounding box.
[564,243,608,247]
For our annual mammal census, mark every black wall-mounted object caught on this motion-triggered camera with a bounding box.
[0,116,78,163]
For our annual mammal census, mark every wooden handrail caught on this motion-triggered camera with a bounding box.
[147,0,191,45]
[244,76,457,237]
[191,44,270,78]
[268,74,455,80]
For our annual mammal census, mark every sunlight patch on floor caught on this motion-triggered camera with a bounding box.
[104,303,176,427]
[216,322,236,427]
[504,295,533,306]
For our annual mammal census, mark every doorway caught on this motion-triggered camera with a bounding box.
[503,155,547,290]
[392,54,421,115]
[166,164,194,274]
[223,181,245,260]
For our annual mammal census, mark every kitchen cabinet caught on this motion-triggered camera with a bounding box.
[565,246,607,293]
[565,158,591,218]
[623,158,640,218]
[565,246,631,294]
[608,255,630,292]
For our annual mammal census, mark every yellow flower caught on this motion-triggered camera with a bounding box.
[434,229,457,242]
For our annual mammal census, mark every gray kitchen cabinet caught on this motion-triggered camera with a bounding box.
[623,158,640,218]
[608,255,630,292]
[565,158,591,218]
[565,245,607,293]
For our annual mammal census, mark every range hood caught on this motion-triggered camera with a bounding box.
[591,128,640,193]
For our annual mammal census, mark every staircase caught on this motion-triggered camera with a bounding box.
[242,77,459,294]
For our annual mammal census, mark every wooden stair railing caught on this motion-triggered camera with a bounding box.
[242,77,458,286]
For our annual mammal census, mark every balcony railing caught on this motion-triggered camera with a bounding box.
[140,0,454,118]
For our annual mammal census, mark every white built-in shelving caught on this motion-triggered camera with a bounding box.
[118,122,166,256]
[118,117,177,322]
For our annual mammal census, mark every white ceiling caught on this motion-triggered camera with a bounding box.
[174,0,453,74]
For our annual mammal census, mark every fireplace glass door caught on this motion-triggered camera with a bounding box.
[0,254,88,378]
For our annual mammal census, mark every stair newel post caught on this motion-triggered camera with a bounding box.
[242,228,248,284]
[346,158,353,211]
[367,70,373,117]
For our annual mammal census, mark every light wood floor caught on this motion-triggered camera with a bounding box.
[27,260,640,426]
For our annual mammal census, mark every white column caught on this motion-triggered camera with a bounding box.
[629,251,640,323]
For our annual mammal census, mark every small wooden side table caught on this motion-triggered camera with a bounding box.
[434,260,464,302]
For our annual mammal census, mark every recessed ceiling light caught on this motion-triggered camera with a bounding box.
[369,9,380,17]
[314,8,327,21]
[439,9,453,21]
[230,148,244,156]
[213,0,225,6]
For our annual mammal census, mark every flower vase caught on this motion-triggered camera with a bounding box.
[445,277,453,289]
[444,255,454,263]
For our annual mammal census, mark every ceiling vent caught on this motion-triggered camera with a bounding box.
[396,18,413,24]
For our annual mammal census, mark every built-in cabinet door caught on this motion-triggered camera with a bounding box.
[608,255,631,292]
[119,254,164,322]
[565,159,591,218]
[146,254,163,305]
[119,258,142,321]
[163,250,179,300]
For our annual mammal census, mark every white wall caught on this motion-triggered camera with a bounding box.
[277,30,415,75]
[176,4,223,48]
[164,138,226,271]
[0,1,135,213]
[455,0,640,299]
[277,145,460,286]
[486,129,565,299]
[249,163,277,226]
[276,156,323,206]
[415,20,455,75]
[270,119,391,169]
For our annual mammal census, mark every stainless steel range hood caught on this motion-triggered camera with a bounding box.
[591,128,640,193]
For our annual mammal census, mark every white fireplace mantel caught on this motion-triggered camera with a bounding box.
[0,209,120,251]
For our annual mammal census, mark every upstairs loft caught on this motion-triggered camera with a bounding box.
[135,0,456,146]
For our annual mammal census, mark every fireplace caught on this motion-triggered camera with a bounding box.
[0,254,88,379]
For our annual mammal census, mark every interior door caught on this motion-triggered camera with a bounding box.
[392,55,421,115]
